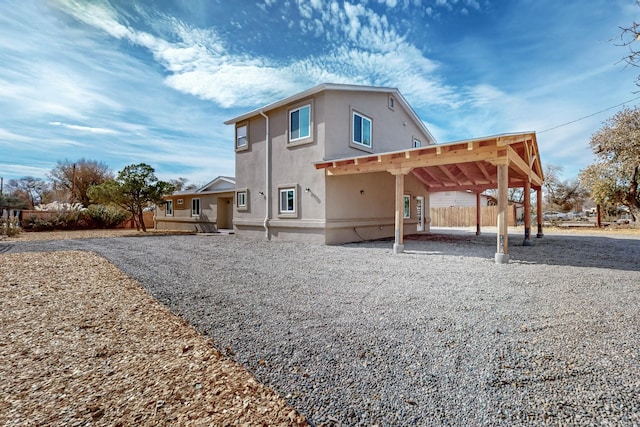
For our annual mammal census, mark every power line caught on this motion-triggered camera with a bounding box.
[538,95,640,134]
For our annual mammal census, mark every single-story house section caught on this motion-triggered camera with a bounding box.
[156,176,235,232]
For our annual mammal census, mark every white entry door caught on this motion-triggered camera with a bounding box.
[416,196,425,232]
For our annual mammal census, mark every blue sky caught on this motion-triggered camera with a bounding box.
[1,0,638,186]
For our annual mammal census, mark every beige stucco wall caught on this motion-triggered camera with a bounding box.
[233,94,327,239]
[324,171,430,244]
[232,87,434,243]
[156,192,233,232]
[323,90,434,159]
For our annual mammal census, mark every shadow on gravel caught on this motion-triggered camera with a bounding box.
[351,231,640,272]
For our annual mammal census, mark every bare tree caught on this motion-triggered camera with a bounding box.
[5,177,51,209]
[617,1,640,85]
[543,165,588,212]
[580,107,640,221]
[49,159,113,207]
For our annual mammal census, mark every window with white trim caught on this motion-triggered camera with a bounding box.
[236,124,247,149]
[236,190,247,209]
[279,188,295,214]
[413,138,421,148]
[165,200,173,216]
[352,111,372,148]
[289,104,310,142]
[191,198,200,216]
[404,195,410,219]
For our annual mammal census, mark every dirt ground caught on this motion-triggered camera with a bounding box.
[1,226,638,426]
[0,243,308,426]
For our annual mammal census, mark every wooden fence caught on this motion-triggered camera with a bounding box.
[430,205,517,227]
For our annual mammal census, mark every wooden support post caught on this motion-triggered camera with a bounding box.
[393,171,405,254]
[536,188,544,238]
[495,163,509,263]
[475,192,481,235]
[523,181,532,246]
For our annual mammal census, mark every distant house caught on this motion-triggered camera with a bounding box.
[430,191,494,208]
[225,83,437,244]
[156,176,235,232]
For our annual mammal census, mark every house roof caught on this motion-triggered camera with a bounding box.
[315,132,544,192]
[223,83,436,144]
[168,176,236,197]
[195,176,235,193]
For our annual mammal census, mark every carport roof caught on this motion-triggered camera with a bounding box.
[314,132,543,192]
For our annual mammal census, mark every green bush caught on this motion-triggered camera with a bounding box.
[20,204,132,232]
[86,204,131,229]
[22,211,91,231]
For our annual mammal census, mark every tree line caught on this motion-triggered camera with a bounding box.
[0,161,188,232]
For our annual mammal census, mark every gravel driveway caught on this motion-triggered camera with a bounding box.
[5,230,640,426]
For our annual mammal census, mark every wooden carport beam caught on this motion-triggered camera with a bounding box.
[476,192,482,236]
[523,180,533,246]
[389,167,412,254]
[536,188,544,238]
[507,146,543,187]
[495,162,510,263]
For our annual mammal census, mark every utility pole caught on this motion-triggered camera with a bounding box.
[0,176,3,196]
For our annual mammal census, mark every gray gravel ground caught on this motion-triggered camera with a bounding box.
[4,230,640,426]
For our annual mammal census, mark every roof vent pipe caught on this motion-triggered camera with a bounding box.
[259,110,270,240]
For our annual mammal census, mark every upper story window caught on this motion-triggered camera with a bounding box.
[236,124,248,150]
[289,105,310,142]
[388,96,395,110]
[191,198,200,217]
[413,138,421,148]
[165,200,173,216]
[352,111,372,148]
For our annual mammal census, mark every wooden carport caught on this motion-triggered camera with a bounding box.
[315,132,544,263]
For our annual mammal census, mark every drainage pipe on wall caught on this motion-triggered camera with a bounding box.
[259,110,270,240]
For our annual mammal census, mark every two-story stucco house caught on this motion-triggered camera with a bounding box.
[224,83,437,245]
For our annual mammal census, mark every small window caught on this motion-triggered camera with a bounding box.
[388,96,395,110]
[279,188,295,214]
[413,138,421,148]
[236,189,248,211]
[236,124,247,149]
[191,198,200,216]
[165,200,173,216]
[352,111,372,148]
[289,105,310,142]
[237,191,246,207]
[404,195,410,219]
[177,198,184,205]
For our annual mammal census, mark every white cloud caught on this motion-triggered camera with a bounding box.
[48,122,120,135]
[0,128,30,142]
[48,0,459,112]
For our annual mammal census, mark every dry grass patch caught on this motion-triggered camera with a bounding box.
[4,229,193,242]
[0,251,307,426]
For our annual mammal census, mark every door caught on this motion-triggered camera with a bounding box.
[416,196,424,232]
[216,197,233,229]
